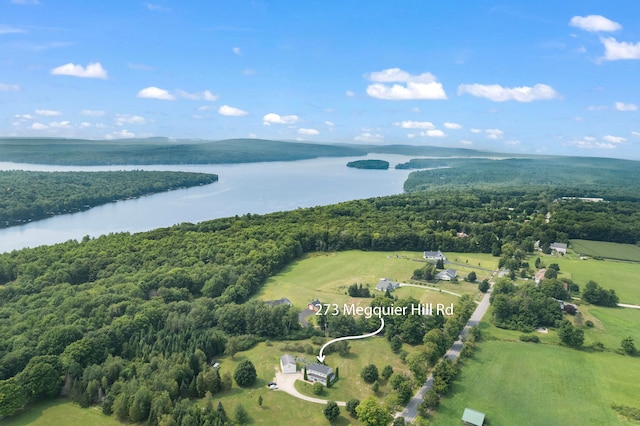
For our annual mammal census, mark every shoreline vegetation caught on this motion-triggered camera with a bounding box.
[346,159,390,170]
[0,170,218,228]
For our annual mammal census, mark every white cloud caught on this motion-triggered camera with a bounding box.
[218,105,248,116]
[116,114,146,126]
[233,47,241,56]
[324,121,335,127]
[50,62,108,79]
[459,140,473,145]
[262,113,299,125]
[505,140,521,145]
[600,37,640,61]
[407,133,416,139]
[470,128,482,134]
[411,107,421,113]
[485,129,504,140]
[81,109,106,117]
[49,120,71,129]
[632,131,640,137]
[603,135,627,143]
[578,46,587,53]
[0,83,20,91]
[423,129,445,138]
[0,25,26,34]
[354,132,384,143]
[137,86,175,100]
[457,83,559,102]
[570,15,621,32]
[443,122,462,130]
[366,68,447,100]
[564,138,616,150]
[31,122,48,130]
[12,0,41,4]
[14,114,33,120]
[242,69,257,76]
[79,122,92,128]
[146,3,170,12]
[615,101,638,111]
[198,105,215,111]
[298,128,319,135]
[203,90,218,101]
[394,120,435,129]
[35,109,62,116]
[346,90,355,97]
[175,89,218,101]
[588,105,608,111]
[106,129,136,139]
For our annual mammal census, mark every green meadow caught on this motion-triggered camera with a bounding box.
[571,239,640,262]
[431,340,640,425]
[3,399,122,426]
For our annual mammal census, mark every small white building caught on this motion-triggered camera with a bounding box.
[424,250,446,261]
[436,269,457,281]
[550,242,567,254]
[280,354,297,374]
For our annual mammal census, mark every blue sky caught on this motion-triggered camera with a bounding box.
[1,1,639,159]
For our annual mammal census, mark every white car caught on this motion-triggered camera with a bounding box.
[269,384,278,390]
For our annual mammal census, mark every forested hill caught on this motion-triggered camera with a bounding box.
[402,157,640,200]
[0,170,218,228]
[0,138,493,166]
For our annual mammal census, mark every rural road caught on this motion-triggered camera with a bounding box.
[397,275,495,423]
[398,282,463,298]
[274,371,347,406]
[618,303,640,310]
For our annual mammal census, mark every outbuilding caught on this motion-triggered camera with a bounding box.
[280,354,297,374]
[462,408,485,426]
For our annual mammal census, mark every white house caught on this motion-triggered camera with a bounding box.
[424,250,446,261]
[306,363,334,386]
[550,243,567,254]
[280,354,297,374]
[436,269,457,281]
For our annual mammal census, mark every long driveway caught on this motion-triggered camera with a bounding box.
[397,277,495,423]
[274,371,347,406]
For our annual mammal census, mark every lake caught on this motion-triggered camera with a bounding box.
[0,154,424,253]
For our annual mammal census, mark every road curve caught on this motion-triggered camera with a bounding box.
[274,371,347,406]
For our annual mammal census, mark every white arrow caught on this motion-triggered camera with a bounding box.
[317,318,385,363]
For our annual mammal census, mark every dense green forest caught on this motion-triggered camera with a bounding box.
[0,171,218,228]
[0,138,492,166]
[0,186,639,422]
[346,159,390,170]
[402,157,640,200]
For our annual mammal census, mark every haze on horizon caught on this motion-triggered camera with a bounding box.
[1,1,639,160]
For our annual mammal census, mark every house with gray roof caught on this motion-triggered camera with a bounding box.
[550,242,567,254]
[280,354,297,374]
[306,363,335,386]
[436,269,457,281]
[376,278,400,292]
[423,250,446,261]
[264,297,293,307]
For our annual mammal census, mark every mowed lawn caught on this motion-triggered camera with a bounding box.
[538,254,640,304]
[431,340,640,425]
[4,399,122,426]
[582,306,640,349]
[254,250,490,309]
[571,239,640,262]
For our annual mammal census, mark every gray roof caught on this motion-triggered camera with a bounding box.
[307,363,333,376]
[550,242,567,249]
[280,354,296,365]
[376,278,400,291]
[424,250,446,258]
[437,269,457,278]
[265,297,292,307]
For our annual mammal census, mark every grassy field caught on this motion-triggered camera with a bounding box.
[431,339,640,425]
[571,239,640,262]
[534,252,640,304]
[582,306,640,349]
[3,399,122,426]
[254,250,489,309]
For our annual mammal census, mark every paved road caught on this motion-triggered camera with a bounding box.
[618,303,640,310]
[397,274,495,423]
[274,371,347,406]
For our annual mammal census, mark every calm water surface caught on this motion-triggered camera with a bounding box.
[0,155,423,253]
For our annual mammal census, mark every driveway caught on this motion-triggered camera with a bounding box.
[274,371,346,407]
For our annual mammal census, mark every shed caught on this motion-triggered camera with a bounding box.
[280,354,297,374]
[462,408,485,426]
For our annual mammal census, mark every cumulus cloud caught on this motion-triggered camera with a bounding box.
[366,68,447,100]
[457,83,559,102]
[505,140,521,145]
[603,135,627,143]
[0,83,20,91]
[485,129,504,140]
[31,122,48,130]
[632,131,640,137]
[470,128,482,134]
[423,129,445,138]
[50,62,108,79]
[394,120,435,129]
[570,15,621,32]
[459,140,473,145]
[262,113,299,125]
[443,122,462,129]
[81,109,106,117]
[298,128,319,135]
[600,37,640,61]
[233,47,241,55]
[106,129,136,139]
[116,114,146,126]
[35,109,62,116]
[346,90,355,98]
[354,132,384,143]
[564,138,616,150]
[79,122,92,128]
[137,86,176,100]
[324,121,335,127]
[175,89,219,101]
[49,120,71,129]
[615,101,638,111]
[218,105,248,116]
[146,3,170,12]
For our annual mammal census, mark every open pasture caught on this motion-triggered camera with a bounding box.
[571,239,640,262]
